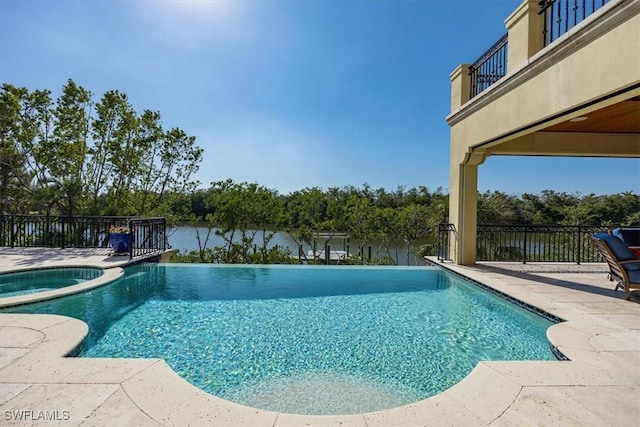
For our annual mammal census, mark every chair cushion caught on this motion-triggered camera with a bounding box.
[623,261,640,272]
[602,234,637,261]
[614,227,640,247]
[627,268,640,284]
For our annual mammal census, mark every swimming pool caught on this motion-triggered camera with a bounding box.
[0,268,104,298]
[4,264,557,415]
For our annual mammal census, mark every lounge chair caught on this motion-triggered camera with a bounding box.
[590,234,640,293]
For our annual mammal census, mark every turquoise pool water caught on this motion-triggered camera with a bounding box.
[0,268,103,298]
[3,264,556,414]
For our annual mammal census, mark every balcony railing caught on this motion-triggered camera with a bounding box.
[469,33,508,99]
[0,215,167,260]
[539,0,612,46]
[437,223,624,263]
[466,0,612,99]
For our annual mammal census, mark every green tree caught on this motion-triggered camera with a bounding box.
[397,204,431,265]
[0,84,29,213]
[477,191,520,224]
[1,80,202,218]
[205,180,285,263]
[0,85,57,214]
[49,80,93,215]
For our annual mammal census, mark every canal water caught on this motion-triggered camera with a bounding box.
[167,226,427,265]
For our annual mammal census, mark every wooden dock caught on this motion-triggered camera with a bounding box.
[307,249,349,263]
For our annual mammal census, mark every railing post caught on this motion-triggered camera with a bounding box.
[523,227,528,264]
[437,223,455,262]
[45,214,50,248]
[325,242,329,265]
[60,216,66,249]
[10,215,15,248]
[576,225,582,265]
[128,219,134,260]
[312,241,317,264]
[162,218,167,251]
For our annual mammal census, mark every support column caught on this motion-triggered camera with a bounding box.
[449,151,486,265]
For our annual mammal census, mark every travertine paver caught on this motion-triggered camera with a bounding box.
[2,383,120,427]
[163,391,278,427]
[61,359,160,384]
[485,360,635,386]
[0,327,44,348]
[490,386,631,426]
[442,363,522,424]
[1,251,639,426]
[0,383,30,406]
[363,393,485,427]
[78,388,161,427]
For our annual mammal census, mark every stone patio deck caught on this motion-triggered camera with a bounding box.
[0,251,638,426]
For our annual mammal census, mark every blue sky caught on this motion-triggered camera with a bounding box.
[1,0,638,196]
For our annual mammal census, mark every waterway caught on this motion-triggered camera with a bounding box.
[167,226,427,265]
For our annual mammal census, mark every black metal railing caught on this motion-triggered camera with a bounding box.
[0,215,167,260]
[437,223,456,262]
[476,224,614,263]
[437,223,622,263]
[539,0,612,46]
[130,217,167,259]
[469,33,508,99]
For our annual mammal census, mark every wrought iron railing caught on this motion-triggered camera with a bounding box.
[437,223,624,263]
[469,33,508,98]
[539,0,612,46]
[0,215,167,260]
[437,223,456,262]
[476,224,616,263]
[130,217,167,259]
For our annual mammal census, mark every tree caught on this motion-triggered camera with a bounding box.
[397,204,431,265]
[49,80,92,215]
[477,191,520,224]
[0,80,202,218]
[0,84,29,213]
[204,180,286,263]
[344,195,378,262]
[1,85,57,214]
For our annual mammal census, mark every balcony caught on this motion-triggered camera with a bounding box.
[468,0,614,99]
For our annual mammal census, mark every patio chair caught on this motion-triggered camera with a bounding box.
[590,234,640,293]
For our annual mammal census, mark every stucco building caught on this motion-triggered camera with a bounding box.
[447,0,640,265]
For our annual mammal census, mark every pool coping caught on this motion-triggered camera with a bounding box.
[1,257,639,425]
[0,267,124,308]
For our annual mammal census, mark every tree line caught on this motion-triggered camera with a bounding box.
[169,182,639,264]
[2,81,638,264]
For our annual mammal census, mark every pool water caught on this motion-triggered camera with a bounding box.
[0,268,104,298]
[3,264,557,415]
